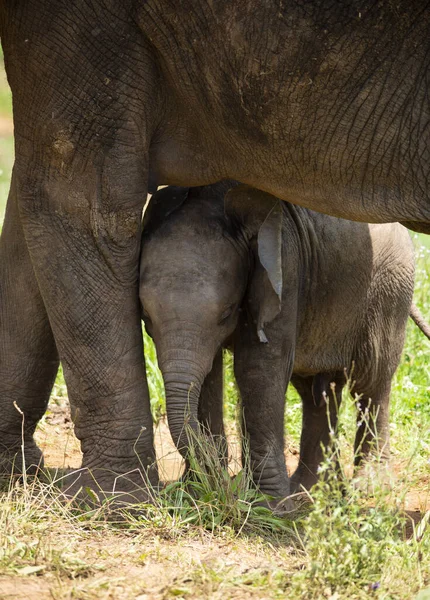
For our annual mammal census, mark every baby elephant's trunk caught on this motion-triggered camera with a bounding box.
[160,353,206,458]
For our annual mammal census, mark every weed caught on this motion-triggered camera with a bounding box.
[118,427,297,539]
[290,435,430,599]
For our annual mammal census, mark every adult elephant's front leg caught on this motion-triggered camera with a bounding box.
[0,172,59,477]
[18,166,158,502]
[234,321,293,510]
[1,1,160,502]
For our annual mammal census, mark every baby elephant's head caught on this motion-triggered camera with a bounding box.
[139,183,282,452]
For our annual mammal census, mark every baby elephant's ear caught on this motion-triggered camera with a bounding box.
[256,200,283,342]
[225,186,283,342]
[143,186,189,233]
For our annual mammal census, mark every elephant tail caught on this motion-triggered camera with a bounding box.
[409,302,430,340]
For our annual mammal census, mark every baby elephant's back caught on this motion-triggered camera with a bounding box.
[293,213,414,376]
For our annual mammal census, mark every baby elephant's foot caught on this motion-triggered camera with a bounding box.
[256,478,297,516]
[290,466,319,494]
[265,495,297,516]
[352,459,393,495]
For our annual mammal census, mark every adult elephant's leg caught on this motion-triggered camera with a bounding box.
[234,322,292,507]
[290,373,344,492]
[17,163,158,501]
[0,172,59,476]
[2,3,160,501]
[198,348,228,466]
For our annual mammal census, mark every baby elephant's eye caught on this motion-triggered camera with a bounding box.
[218,304,235,325]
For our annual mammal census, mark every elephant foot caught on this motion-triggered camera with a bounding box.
[58,464,160,509]
[352,459,393,495]
[0,439,44,488]
[290,466,319,494]
[255,478,297,516]
[262,495,297,516]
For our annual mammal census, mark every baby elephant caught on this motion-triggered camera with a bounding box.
[140,182,415,502]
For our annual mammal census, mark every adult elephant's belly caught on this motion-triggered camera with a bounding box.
[145,0,430,229]
[150,116,430,230]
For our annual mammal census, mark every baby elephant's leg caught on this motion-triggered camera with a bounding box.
[290,372,344,492]
[353,380,391,466]
[198,348,228,467]
[234,327,293,505]
[350,378,393,491]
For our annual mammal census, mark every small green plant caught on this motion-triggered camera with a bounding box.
[126,425,296,537]
[143,325,166,424]
[292,464,397,596]
[290,436,430,599]
[223,349,240,423]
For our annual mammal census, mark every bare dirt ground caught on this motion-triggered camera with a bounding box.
[0,517,300,600]
[0,525,300,600]
[0,117,12,136]
[0,537,299,600]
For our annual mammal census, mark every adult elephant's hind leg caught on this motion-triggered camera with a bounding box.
[1,0,159,504]
[0,173,59,479]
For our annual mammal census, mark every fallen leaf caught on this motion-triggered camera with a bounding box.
[17,565,46,576]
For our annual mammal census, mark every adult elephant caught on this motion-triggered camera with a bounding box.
[0,1,429,501]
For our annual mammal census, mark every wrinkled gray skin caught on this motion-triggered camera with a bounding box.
[0,2,428,500]
[140,182,415,501]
